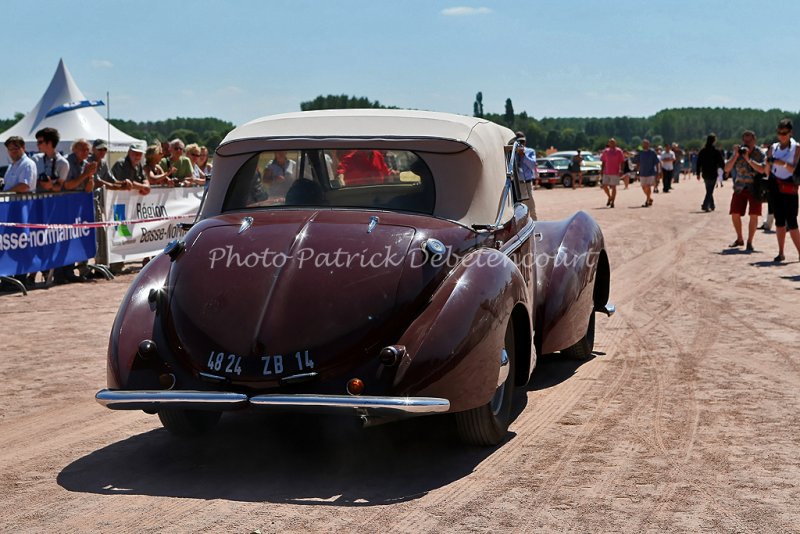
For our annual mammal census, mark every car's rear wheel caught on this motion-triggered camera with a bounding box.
[561,312,595,360]
[455,322,515,446]
[561,174,573,188]
[158,409,221,436]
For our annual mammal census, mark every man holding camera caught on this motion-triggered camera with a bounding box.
[63,139,98,192]
[32,127,70,193]
[724,130,767,251]
[514,134,538,220]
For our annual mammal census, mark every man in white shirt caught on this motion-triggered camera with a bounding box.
[3,136,37,192]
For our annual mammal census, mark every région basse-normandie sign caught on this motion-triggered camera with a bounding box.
[103,187,204,262]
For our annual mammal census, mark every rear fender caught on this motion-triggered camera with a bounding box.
[107,254,171,388]
[534,211,606,354]
[392,248,530,412]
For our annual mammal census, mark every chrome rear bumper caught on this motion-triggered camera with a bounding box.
[95,389,450,417]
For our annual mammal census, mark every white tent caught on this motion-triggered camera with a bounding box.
[0,59,144,165]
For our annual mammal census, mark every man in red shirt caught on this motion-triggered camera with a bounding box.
[601,138,625,208]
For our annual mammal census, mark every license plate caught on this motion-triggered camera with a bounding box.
[206,350,316,377]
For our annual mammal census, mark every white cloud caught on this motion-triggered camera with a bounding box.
[441,6,492,16]
[216,85,244,96]
[91,59,113,69]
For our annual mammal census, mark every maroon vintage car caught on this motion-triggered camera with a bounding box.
[96,110,613,446]
[535,159,561,189]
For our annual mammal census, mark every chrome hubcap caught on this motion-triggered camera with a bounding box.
[491,348,510,415]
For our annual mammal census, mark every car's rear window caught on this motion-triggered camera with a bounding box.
[222,149,435,214]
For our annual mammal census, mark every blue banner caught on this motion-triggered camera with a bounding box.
[0,193,97,276]
[44,99,105,118]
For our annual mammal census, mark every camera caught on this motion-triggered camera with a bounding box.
[38,173,52,182]
[738,146,749,156]
[767,156,776,163]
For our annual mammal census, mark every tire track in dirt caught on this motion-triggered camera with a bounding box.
[623,302,740,530]
[618,242,755,531]
[528,254,694,520]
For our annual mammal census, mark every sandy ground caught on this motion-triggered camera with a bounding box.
[1,176,799,533]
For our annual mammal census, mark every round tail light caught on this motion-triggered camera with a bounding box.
[346,378,365,396]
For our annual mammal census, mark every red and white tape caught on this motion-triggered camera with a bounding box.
[0,214,195,230]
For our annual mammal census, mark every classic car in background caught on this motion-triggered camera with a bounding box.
[548,151,602,187]
[96,110,613,446]
[535,158,561,189]
[540,155,595,188]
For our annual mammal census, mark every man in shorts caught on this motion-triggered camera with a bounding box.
[724,130,766,252]
[570,149,584,189]
[600,138,624,208]
[633,139,660,207]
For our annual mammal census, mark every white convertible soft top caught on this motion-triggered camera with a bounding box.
[205,109,516,226]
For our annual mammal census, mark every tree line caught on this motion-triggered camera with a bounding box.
[3,93,797,153]
[107,117,235,151]
[474,92,799,151]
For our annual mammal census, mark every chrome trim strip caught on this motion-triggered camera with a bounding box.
[249,394,450,414]
[501,218,535,256]
[198,372,227,382]
[491,178,512,230]
[95,389,248,410]
[490,138,524,230]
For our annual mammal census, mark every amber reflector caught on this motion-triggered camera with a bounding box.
[346,378,365,396]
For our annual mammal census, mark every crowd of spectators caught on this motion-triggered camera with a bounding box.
[1,127,213,289]
[2,128,213,195]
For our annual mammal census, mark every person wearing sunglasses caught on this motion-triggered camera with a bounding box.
[159,138,194,185]
[31,127,69,192]
[766,118,800,262]
[185,143,207,186]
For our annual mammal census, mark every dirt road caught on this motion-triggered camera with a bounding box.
[2,177,798,533]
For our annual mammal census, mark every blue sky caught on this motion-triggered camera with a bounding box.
[2,0,799,126]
